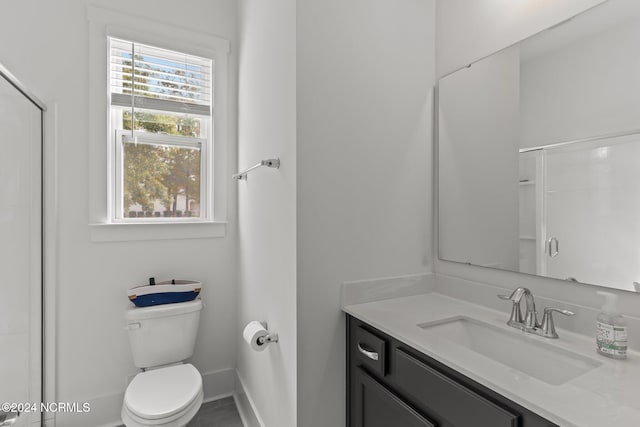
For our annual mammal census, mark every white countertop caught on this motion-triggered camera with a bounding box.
[343,292,640,427]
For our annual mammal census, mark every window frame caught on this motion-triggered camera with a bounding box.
[88,6,229,241]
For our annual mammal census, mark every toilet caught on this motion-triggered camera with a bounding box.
[122,299,204,427]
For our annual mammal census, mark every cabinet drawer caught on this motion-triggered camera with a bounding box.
[352,325,387,376]
[394,348,518,427]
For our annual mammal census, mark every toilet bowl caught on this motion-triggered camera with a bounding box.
[122,299,203,427]
[122,364,203,427]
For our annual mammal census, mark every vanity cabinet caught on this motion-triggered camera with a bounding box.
[347,315,558,427]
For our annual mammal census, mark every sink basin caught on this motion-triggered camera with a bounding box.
[418,316,602,385]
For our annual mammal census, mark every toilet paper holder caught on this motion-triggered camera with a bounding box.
[258,321,279,345]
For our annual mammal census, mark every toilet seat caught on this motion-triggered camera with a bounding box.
[122,364,203,426]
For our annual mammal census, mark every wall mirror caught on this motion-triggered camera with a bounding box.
[438,0,640,293]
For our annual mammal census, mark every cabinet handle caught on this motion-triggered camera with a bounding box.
[547,237,559,257]
[357,343,379,361]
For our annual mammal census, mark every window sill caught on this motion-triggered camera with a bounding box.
[89,221,227,242]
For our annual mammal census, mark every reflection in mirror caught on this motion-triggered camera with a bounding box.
[438,0,640,292]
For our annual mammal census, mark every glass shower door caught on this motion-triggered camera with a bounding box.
[0,71,42,426]
[542,134,640,291]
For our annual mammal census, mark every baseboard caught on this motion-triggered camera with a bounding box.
[234,369,265,427]
[54,367,237,426]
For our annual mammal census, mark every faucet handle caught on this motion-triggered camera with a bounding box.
[544,307,574,317]
[540,307,574,339]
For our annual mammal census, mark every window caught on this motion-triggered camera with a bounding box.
[109,37,213,222]
[88,6,229,240]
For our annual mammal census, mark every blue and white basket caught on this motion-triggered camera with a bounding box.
[128,280,201,307]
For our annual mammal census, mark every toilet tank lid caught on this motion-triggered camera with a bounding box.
[126,298,202,321]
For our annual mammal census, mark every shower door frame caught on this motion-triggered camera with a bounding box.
[0,63,46,427]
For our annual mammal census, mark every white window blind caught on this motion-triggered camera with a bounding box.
[110,38,212,116]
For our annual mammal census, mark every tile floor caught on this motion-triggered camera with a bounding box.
[187,397,243,427]
[118,396,243,427]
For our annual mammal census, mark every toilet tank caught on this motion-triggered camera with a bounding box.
[125,299,202,368]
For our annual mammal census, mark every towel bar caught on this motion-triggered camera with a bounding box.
[233,158,280,180]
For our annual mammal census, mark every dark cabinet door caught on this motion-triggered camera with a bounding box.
[352,367,436,427]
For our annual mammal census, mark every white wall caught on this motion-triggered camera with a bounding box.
[0,1,238,425]
[520,7,640,147]
[435,0,640,350]
[236,0,297,426]
[436,0,606,77]
[438,46,520,270]
[296,1,435,426]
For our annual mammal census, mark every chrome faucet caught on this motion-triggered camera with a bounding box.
[498,287,574,339]
[498,287,539,329]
